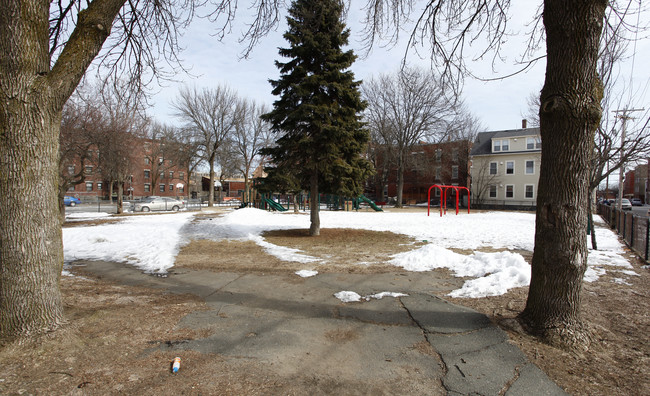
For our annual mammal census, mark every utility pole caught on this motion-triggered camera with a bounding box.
[613,107,645,210]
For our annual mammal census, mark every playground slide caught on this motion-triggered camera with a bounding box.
[359,195,383,211]
[263,198,288,212]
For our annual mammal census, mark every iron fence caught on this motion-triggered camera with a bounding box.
[598,204,649,262]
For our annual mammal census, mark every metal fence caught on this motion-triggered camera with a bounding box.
[598,204,650,262]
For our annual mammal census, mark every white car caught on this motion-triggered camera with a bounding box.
[134,197,185,212]
[614,198,632,210]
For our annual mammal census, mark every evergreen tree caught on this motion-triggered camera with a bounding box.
[262,0,373,236]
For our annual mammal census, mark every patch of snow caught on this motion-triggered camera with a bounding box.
[295,270,318,278]
[334,291,362,302]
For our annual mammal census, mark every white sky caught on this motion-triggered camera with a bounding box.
[146,1,649,133]
[63,207,636,299]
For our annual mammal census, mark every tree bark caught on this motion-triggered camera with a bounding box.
[520,0,606,349]
[1,0,125,338]
[208,155,215,207]
[589,189,597,250]
[395,157,405,208]
[309,170,320,236]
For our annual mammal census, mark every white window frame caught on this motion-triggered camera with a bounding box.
[435,166,441,180]
[159,184,165,192]
[144,183,151,192]
[525,160,535,175]
[85,181,93,192]
[501,139,510,151]
[525,184,534,199]
[169,184,174,191]
[451,165,459,180]
[506,161,515,175]
[489,162,498,175]
[505,185,514,199]
[493,140,501,152]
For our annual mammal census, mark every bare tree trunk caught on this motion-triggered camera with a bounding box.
[1,104,65,338]
[396,159,405,208]
[520,0,606,348]
[293,194,299,213]
[309,170,320,236]
[116,183,124,214]
[589,189,598,250]
[208,156,215,207]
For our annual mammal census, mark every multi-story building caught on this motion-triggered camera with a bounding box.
[367,140,472,204]
[64,138,193,201]
[623,163,648,203]
[470,124,541,208]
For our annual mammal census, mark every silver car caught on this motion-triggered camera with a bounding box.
[134,197,185,212]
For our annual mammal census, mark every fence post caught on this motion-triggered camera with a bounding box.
[646,218,650,261]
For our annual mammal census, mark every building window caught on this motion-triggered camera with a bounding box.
[169,184,174,191]
[160,172,165,179]
[84,165,93,174]
[525,160,535,174]
[493,140,501,152]
[489,185,497,198]
[525,184,534,199]
[535,137,541,149]
[452,149,459,162]
[506,161,514,175]
[434,188,441,197]
[435,149,442,162]
[85,182,93,192]
[144,157,150,165]
[501,139,509,151]
[179,185,184,193]
[144,184,150,192]
[169,171,174,179]
[158,157,164,165]
[144,170,150,179]
[179,172,184,179]
[489,162,498,175]
[526,137,535,150]
[68,185,75,192]
[67,165,75,175]
[435,167,441,180]
[505,185,514,198]
[451,165,459,180]
[159,184,165,192]
[97,182,103,190]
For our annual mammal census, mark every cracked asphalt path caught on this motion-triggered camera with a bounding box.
[77,261,567,395]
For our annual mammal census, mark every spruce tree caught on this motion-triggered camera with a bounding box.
[262,0,373,236]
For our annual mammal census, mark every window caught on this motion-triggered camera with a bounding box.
[525,160,535,174]
[489,185,497,198]
[169,184,174,191]
[451,165,459,180]
[493,140,501,152]
[452,149,459,162]
[159,184,165,192]
[67,165,75,175]
[434,188,441,197]
[179,185,184,193]
[526,137,535,150]
[505,185,514,198]
[160,172,165,179]
[144,184,151,192]
[506,161,514,175]
[501,139,509,151]
[535,137,541,149]
[158,157,164,165]
[144,170,150,179]
[144,157,150,165]
[435,167,441,180]
[169,171,174,179]
[179,172,184,179]
[525,185,534,199]
[68,185,75,192]
[85,182,93,192]
[97,182,103,190]
[84,165,93,174]
[435,149,442,162]
[489,162,498,175]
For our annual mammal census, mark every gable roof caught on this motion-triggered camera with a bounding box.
[470,127,541,156]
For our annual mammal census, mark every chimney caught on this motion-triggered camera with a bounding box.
[522,119,527,129]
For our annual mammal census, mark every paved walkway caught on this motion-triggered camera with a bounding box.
[78,261,567,395]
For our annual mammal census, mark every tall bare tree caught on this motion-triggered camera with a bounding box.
[232,100,272,204]
[363,67,458,207]
[172,85,240,206]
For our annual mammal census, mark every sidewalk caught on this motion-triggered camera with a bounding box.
[79,260,567,395]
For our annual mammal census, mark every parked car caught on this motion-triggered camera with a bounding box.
[64,196,81,206]
[134,197,185,212]
[613,198,632,210]
[631,198,643,206]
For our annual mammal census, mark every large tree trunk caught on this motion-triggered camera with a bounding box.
[309,170,320,236]
[1,0,124,338]
[117,183,124,214]
[395,158,405,208]
[208,157,215,207]
[520,0,606,349]
[588,188,598,250]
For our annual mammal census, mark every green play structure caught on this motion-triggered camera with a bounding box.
[262,197,288,212]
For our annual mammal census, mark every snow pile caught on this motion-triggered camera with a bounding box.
[334,291,408,303]
[295,270,318,278]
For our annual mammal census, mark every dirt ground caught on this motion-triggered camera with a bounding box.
[1,210,648,395]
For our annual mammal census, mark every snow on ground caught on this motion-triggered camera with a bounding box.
[62,207,634,298]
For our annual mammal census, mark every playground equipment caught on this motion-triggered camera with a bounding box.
[262,197,288,212]
[358,195,383,211]
[427,185,470,217]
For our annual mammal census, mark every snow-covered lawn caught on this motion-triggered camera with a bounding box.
[63,208,635,298]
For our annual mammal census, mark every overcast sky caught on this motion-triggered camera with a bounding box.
[147,1,649,134]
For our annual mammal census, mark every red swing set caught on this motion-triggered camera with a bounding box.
[427,184,470,217]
